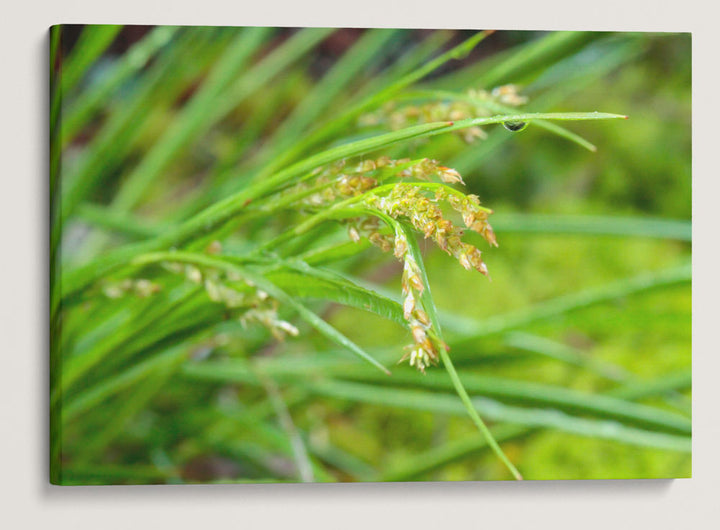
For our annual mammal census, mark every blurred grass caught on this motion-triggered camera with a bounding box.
[51,27,691,484]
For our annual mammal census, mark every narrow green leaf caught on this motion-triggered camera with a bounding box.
[265,268,406,326]
[331,370,691,436]
[300,380,691,453]
[490,213,692,241]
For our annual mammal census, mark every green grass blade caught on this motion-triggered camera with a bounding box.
[451,262,691,349]
[180,357,692,479]
[450,36,646,174]
[331,370,691,436]
[298,380,690,453]
[435,31,603,90]
[49,25,62,123]
[110,27,272,212]
[114,27,334,215]
[503,332,690,415]
[257,375,315,482]
[56,287,209,401]
[60,24,123,95]
[264,263,406,326]
[76,203,168,239]
[504,331,631,382]
[608,369,691,401]
[239,274,392,377]
[61,26,179,147]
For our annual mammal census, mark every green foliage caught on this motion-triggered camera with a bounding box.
[51,27,690,485]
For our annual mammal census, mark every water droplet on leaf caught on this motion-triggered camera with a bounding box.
[502,121,528,132]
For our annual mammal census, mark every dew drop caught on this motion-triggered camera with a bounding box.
[502,121,528,132]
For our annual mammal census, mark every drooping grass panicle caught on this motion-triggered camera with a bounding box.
[291,156,497,371]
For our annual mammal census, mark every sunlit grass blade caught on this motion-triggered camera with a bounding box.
[264,263,406,326]
[296,380,690,453]
[331,369,691,435]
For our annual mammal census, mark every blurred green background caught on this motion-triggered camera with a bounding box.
[52,27,690,483]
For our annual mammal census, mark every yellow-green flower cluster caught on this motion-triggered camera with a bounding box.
[301,173,378,208]
[164,262,299,341]
[292,156,498,371]
[102,278,161,299]
[366,183,496,277]
[395,233,439,373]
[360,84,527,143]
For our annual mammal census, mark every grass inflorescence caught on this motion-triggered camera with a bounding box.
[50,26,690,485]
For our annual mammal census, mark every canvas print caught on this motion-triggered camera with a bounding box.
[50,25,691,485]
